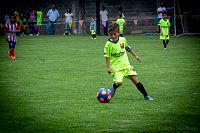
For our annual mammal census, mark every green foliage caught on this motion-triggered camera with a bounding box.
[0,35,199,132]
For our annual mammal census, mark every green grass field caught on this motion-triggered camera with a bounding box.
[0,34,199,132]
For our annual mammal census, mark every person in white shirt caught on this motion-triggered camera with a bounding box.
[100,5,108,36]
[64,8,73,35]
[47,4,60,35]
[156,2,166,33]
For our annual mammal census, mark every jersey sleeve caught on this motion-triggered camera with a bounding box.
[104,42,110,58]
[158,19,162,26]
[115,19,118,24]
[123,37,128,47]
[168,20,171,26]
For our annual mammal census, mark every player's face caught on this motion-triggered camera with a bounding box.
[163,14,167,19]
[109,30,119,42]
[10,16,16,23]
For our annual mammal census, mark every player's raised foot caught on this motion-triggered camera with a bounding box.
[109,88,116,97]
[145,95,154,101]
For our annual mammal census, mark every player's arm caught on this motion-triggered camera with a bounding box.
[15,23,21,32]
[105,57,111,74]
[160,26,163,35]
[125,46,141,62]
[104,44,111,74]
[158,20,162,35]
[168,27,170,35]
[168,21,171,35]
[3,26,8,33]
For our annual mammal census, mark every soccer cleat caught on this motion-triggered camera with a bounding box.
[145,95,154,101]
[11,54,16,60]
[109,88,116,97]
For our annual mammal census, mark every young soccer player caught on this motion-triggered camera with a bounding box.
[89,16,96,39]
[36,7,43,36]
[115,13,125,37]
[159,11,171,49]
[104,24,153,101]
[4,14,21,59]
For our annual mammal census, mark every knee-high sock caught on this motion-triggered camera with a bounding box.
[136,82,148,97]
[163,40,166,48]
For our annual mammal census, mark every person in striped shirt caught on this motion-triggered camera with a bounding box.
[4,14,21,59]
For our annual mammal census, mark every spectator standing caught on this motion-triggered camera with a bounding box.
[78,9,85,34]
[28,8,37,36]
[115,13,125,37]
[89,16,96,39]
[64,8,73,35]
[20,13,28,35]
[14,10,21,35]
[156,2,166,33]
[118,6,125,19]
[47,4,60,35]
[100,5,108,36]
[14,11,20,25]
[4,13,10,25]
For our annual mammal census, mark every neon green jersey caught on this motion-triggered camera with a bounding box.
[115,18,125,34]
[158,18,170,35]
[104,37,132,72]
[37,11,43,23]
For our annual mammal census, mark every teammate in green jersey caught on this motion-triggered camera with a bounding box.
[36,7,43,36]
[158,11,170,49]
[115,13,125,37]
[104,24,153,101]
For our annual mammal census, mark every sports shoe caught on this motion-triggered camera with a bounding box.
[11,54,16,60]
[110,88,116,97]
[145,96,154,101]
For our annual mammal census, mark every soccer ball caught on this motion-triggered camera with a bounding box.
[96,88,111,103]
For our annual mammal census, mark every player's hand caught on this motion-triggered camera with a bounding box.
[135,56,141,62]
[107,67,112,74]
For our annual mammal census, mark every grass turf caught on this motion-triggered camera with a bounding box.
[0,35,199,132]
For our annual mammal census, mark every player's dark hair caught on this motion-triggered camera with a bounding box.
[108,23,119,33]
[118,13,122,18]
[101,5,106,11]
[163,11,168,15]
